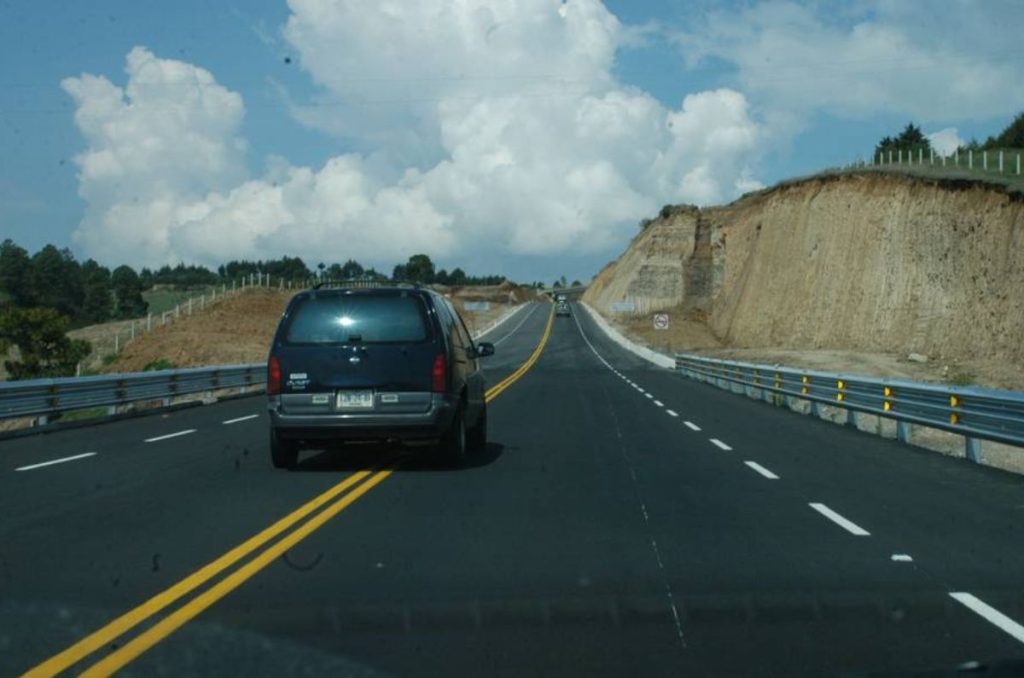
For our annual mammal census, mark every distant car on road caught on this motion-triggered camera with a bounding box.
[266,282,494,469]
[555,301,572,317]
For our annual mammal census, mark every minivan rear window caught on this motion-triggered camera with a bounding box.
[284,294,429,344]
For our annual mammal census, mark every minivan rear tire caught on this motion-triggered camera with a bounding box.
[435,406,467,468]
[467,404,487,454]
[270,429,299,469]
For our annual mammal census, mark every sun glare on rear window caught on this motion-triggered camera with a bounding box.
[285,295,429,344]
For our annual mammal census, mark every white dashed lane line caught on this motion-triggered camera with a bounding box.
[684,421,701,432]
[950,593,1024,645]
[744,461,779,479]
[809,502,871,536]
[653,400,664,407]
[223,414,259,425]
[891,554,914,562]
[666,410,678,417]
[145,429,197,443]
[644,393,654,400]
[710,438,732,451]
[15,452,97,472]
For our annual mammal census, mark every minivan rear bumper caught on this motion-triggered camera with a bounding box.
[268,393,456,442]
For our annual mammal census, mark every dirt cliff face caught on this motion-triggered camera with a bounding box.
[584,172,1024,363]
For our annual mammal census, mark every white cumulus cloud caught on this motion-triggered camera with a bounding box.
[926,128,964,157]
[674,1,1024,123]
[64,1,765,272]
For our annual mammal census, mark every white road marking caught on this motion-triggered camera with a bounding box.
[16,452,97,472]
[644,393,654,399]
[744,461,779,479]
[950,592,1024,645]
[809,503,870,536]
[145,429,197,443]
[684,421,701,431]
[653,400,664,407]
[710,438,732,451]
[666,409,679,417]
[891,554,913,562]
[492,303,541,346]
[223,414,259,425]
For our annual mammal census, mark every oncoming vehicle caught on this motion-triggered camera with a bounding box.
[266,282,494,469]
[556,300,572,317]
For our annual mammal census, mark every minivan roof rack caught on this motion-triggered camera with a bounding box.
[311,279,422,290]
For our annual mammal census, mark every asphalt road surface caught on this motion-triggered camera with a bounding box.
[3,301,1024,676]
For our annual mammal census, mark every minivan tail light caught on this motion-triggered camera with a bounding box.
[431,353,447,393]
[268,356,282,395]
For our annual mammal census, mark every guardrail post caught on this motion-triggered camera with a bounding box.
[965,437,982,463]
[809,400,820,418]
[896,421,912,444]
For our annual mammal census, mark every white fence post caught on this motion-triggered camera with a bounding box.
[175,304,180,319]
[969,150,973,169]
[898,149,903,164]
[147,313,152,331]
[955,151,959,167]
[888,150,893,164]
[983,151,988,171]
[114,333,119,353]
[188,297,193,315]
[999,150,1004,173]
[918,148,923,164]
[929,148,934,165]
[1018,153,1021,175]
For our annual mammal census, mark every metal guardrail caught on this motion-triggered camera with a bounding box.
[0,364,265,423]
[675,354,1024,461]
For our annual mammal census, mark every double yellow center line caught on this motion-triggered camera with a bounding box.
[26,303,555,677]
[485,305,554,402]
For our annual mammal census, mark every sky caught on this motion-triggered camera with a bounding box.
[1,1,1022,284]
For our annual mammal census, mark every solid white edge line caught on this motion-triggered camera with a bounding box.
[666,409,679,417]
[15,452,97,472]
[653,400,664,407]
[145,429,197,443]
[950,592,1024,645]
[223,414,259,425]
[710,438,732,451]
[490,303,541,346]
[684,421,701,431]
[744,461,779,479]
[809,502,871,536]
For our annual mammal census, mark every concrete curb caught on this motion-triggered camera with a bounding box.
[578,302,675,369]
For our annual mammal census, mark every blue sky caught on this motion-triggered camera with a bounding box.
[1,1,1021,283]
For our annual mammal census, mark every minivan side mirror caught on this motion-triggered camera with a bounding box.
[473,342,495,358]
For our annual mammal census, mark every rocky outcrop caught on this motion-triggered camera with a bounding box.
[584,172,1024,363]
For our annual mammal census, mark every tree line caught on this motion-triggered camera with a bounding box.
[0,241,513,379]
[874,111,1024,159]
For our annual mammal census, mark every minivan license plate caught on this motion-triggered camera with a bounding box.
[337,390,374,410]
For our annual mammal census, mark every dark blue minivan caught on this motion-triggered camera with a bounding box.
[267,283,494,468]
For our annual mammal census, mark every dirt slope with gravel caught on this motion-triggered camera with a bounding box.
[103,284,535,373]
[584,172,1024,388]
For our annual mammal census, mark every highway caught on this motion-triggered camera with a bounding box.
[3,301,1024,676]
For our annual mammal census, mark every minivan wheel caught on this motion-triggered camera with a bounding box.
[270,430,299,469]
[435,407,467,468]
[467,404,487,454]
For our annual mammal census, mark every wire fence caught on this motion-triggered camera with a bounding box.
[74,272,305,374]
[868,147,1023,179]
